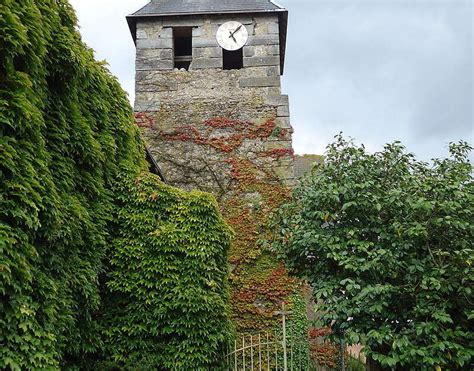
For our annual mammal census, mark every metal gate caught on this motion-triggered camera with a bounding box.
[224,304,328,371]
[224,332,321,371]
[223,303,367,370]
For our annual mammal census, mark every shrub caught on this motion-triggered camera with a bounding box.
[274,135,474,369]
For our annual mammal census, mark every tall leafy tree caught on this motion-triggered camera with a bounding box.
[274,135,473,369]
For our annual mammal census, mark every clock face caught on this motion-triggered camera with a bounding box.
[216,21,249,51]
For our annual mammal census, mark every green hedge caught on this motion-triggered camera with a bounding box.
[96,173,232,370]
[0,1,231,369]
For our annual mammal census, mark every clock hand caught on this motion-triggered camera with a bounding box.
[229,24,243,38]
[228,30,237,43]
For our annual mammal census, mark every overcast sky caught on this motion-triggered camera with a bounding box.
[69,0,473,161]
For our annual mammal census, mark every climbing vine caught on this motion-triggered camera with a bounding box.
[308,328,340,368]
[140,112,303,334]
[0,0,146,368]
[1,1,233,369]
[95,173,233,370]
[221,157,298,331]
[159,116,290,153]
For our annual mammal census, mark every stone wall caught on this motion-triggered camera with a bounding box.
[134,13,295,189]
[133,13,298,333]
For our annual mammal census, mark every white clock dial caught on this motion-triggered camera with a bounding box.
[216,21,249,51]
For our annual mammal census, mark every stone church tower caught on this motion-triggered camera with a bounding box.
[127,0,297,333]
[127,0,294,189]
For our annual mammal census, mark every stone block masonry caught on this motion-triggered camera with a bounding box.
[134,13,295,187]
[134,14,286,83]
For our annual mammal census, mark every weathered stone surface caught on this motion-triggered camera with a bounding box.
[191,58,222,69]
[272,164,295,183]
[253,14,278,24]
[137,38,173,49]
[243,56,280,67]
[266,66,280,77]
[193,37,218,48]
[136,29,148,39]
[137,21,163,39]
[134,92,162,111]
[137,59,174,71]
[268,87,282,96]
[138,95,294,189]
[252,45,279,57]
[268,22,280,34]
[160,49,173,60]
[269,44,280,55]
[192,27,203,37]
[210,16,254,25]
[264,95,289,106]
[276,117,291,129]
[134,13,295,188]
[159,27,173,38]
[244,23,255,35]
[162,17,204,27]
[136,71,178,91]
[277,105,290,117]
[254,22,268,36]
[294,155,324,178]
[243,46,255,57]
[247,35,279,46]
[265,140,293,151]
[193,47,222,58]
[239,76,281,88]
[136,49,173,70]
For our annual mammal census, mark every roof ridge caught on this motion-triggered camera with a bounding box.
[132,2,152,16]
[129,0,284,17]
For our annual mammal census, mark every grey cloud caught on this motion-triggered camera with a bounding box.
[280,0,473,160]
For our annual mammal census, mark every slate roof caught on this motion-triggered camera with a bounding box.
[131,0,284,16]
[127,0,288,72]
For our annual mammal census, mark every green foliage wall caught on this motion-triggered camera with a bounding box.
[0,0,146,368]
[275,135,474,369]
[0,1,232,369]
[96,173,232,370]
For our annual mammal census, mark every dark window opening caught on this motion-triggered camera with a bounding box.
[223,48,243,70]
[173,27,192,70]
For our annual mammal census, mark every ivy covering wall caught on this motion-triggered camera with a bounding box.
[96,173,232,370]
[0,1,231,369]
[137,113,305,335]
